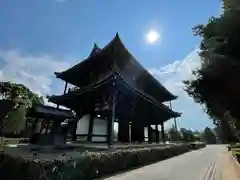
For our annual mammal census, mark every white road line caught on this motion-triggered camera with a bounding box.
[204,155,218,180]
[210,161,217,180]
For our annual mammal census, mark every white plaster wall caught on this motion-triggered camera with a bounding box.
[76,115,107,142]
[144,127,148,138]
[76,115,90,135]
[92,117,107,135]
[92,117,107,142]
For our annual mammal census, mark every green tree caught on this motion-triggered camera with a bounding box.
[0,81,44,107]
[1,104,26,135]
[180,128,195,142]
[192,131,202,141]
[168,126,182,141]
[0,81,44,135]
[223,0,240,9]
[183,7,240,142]
[162,131,169,141]
[202,127,217,144]
[213,120,238,143]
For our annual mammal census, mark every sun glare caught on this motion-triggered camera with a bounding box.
[146,29,160,44]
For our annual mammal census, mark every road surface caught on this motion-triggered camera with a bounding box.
[104,145,226,180]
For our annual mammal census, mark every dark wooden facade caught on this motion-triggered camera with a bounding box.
[48,33,181,146]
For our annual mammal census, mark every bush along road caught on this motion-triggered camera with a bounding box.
[0,143,205,180]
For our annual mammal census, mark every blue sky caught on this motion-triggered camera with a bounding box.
[0,0,221,130]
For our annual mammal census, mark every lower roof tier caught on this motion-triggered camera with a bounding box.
[48,73,181,124]
[28,104,75,120]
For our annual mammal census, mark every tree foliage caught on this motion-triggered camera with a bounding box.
[1,104,26,135]
[184,7,240,141]
[202,127,216,144]
[180,128,195,142]
[0,81,44,135]
[168,126,182,141]
[0,81,44,108]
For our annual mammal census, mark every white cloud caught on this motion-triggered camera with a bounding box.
[0,49,70,99]
[149,48,201,96]
[149,48,212,130]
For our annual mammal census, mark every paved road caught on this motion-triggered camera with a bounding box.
[104,145,226,180]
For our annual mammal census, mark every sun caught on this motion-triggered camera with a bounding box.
[145,29,160,44]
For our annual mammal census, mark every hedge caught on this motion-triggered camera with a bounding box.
[0,143,205,180]
[188,142,206,149]
[227,143,240,151]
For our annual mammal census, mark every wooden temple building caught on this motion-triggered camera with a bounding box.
[28,104,76,145]
[48,33,181,146]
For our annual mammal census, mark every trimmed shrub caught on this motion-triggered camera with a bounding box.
[228,143,240,151]
[0,143,205,180]
[188,142,206,149]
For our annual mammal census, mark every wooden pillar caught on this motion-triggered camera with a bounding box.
[148,124,152,143]
[39,120,45,134]
[133,113,144,143]
[117,121,122,142]
[118,119,129,143]
[161,122,165,142]
[155,124,160,143]
[32,118,38,134]
[54,121,61,134]
[72,109,83,141]
[138,121,145,143]
[45,120,51,135]
[87,108,95,142]
[63,82,68,94]
[107,95,116,146]
[72,120,78,141]
[131,120,138,142]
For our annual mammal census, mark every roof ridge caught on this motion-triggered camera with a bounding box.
[55,33,119,78]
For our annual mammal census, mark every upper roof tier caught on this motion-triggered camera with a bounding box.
[55,33,177,102]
